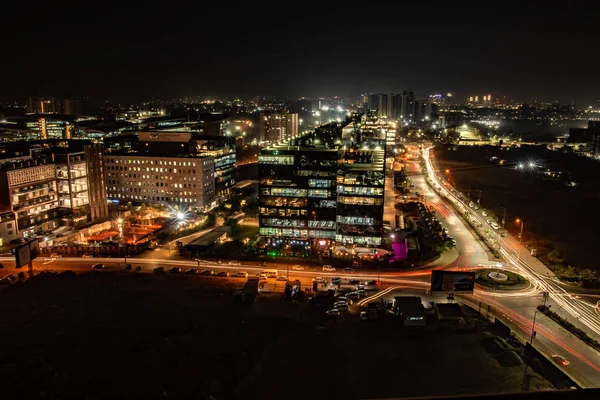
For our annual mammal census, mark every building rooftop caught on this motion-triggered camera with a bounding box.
[394,296,425,315]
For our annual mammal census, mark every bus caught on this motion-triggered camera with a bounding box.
[262,269,278,279]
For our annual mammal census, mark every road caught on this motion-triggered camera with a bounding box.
[420,144,600,388]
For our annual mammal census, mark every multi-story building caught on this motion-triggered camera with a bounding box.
[63,96,90,117]
[0,158,60,238]
[104,155,215,209]
[0,211,18,246]
[259,112,299,143]
[258,113,387,253]
[27,97,60,114]
[401,89,415,121]
[259,140,338,254]
[103,131,232,210]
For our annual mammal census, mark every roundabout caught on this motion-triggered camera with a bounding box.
[476,268,529,291]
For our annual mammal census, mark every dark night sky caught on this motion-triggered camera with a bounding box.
[2,2,599,103]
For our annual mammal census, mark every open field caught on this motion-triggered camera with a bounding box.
[435,145,600,273]
[0,272,552,399]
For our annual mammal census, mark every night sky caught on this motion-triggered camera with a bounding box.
[2,2,599,103]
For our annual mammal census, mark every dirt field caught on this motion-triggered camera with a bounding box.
[434,145,600,273]
[0,272,551,399]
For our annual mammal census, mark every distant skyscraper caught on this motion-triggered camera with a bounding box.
[390,94,402,120]
[64,96,90,116]
[259,112,298,143]
[377,94,389,118]
[589,121,600,156]
[415,100,429,121]
[401,89,415,120]
[368,93,379,111]
[27,97,59,114]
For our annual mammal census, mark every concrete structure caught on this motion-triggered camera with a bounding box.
[63,96,90,117]
[27,97,59,114]
[393,296,426,326]
[0,211,18,246]
[259,112,298,143]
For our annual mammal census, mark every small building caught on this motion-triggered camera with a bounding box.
[182,226,231,255]
[435,303,466,325]
[393,296,426,327]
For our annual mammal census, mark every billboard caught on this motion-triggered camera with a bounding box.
[430,270,475,294]
[15,239,40,269]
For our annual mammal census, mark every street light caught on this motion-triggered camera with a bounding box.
[516,218,524,243]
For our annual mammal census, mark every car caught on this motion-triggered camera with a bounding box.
[486,219,492,225]
[0,263,4,269]
[349,279,361,285]
[81,254,93,258]
[235,271,249,278]
[352,260,363,267]
[325,309,340,318]
[135,266,141,272]
[357,289,367,297]
[185,268,199,275]
[169,267,181,274]
[482,211,488,217]
[258,274,268,280]
[552,355,570,366]
[292,265,304,271]
[366,280,378,286]
[228,261,241,266]
[346,292,360,300]
[154,266,165,273]
[344,267,356,273]
[322,265,336,272]
[50,253,62,258]
[200,270,214,275]
[333,302,349,311]
[312,277,326,283]
[357,284,365,291]
[491,222,500,230]
[336,296,352,305]
[451,239,457,246]
[124,264,133,271]
[217,271,230,277]
[360,311,368,320]
[331,277,342,284]
[91,263,105,270]
[276,275,287,281]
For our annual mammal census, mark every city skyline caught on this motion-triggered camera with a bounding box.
[2,3,599,103]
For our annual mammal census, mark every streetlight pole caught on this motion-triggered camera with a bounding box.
[530,310,538,345]
[516,219,524,243]
[477,189,482,205]
[501,207,507,229]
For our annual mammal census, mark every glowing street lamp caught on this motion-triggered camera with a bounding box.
[516,218,524,243]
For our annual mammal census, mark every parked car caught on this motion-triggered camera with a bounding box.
[217,271,230,277]
[366,280,378,286]
[331,277,342,284]
[292,265,304,271]
[82,254,93,258]
[325,309,340,318]
[228,261,241,266]
[333,302,349,311]
[360,311,368,320]
[482,211,488,217]
[185,268,199,275]
[346,292,360,300]
[169,267,181,274]
[91,263,105,270]
[357,290,367,297]
[312,277,326,283]
[276,275,287,281]
[154,266,165,273]
[0,263,4,269]
[344,267,356,273]
[349,279,361,285]
[322,265,336,272]
[235,271,248,278]
[336,296,352,305]
[124,264,133,271]
[200,270,214,276]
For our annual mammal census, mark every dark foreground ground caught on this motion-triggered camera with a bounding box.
[434,145,600,274]
[0,272,551,399]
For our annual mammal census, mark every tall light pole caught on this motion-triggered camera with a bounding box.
[516,218,524,243]
[501,207,507,229]
[476,189,482,205]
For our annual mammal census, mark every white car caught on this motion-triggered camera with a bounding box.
[482,211,488,217]
[312,277,326,283]
[360,311,368,320]
[277,275,287,281]
[82,254,93,258]
[322,265,336,272]
[336,296,352,305]
[334,302,349,311]
[235,271,249,278]
[292,265,304,271]
[326,309,340,317]
[228,261,241,266]
[491,222,500,230]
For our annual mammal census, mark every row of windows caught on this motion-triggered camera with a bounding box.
[106,166,202,174]
[260,208,308,217]
[308,179,333,188]
[258,155,294,165]
[110,194,205,203]
[260,198,308,207]
[261,218,306,228]
[337,186,384,196]
[107,174,203,182]
[338,197,384,206]
[105,159,200,167]
[107,187,206,196]
[336,235,382,246]
[337,216,374,225]
[107,181,199,188]
[259,227,335,239]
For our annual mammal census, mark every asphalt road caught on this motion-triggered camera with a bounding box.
[420,144,600,388]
